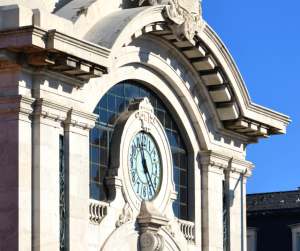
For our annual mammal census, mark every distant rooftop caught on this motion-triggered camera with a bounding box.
[247,189,300,212]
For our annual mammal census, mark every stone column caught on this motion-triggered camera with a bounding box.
[0,95,34,251]
[225,159,253,251]
[64,108,98,251]
[200,151,227,251]
[32,98,68,251]
[187,151,201,246]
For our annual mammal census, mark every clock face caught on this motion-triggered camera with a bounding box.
[129,132,161,201]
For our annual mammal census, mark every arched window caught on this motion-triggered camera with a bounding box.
[89,80,188,220]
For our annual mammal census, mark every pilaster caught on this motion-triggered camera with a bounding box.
[200,150,228,251]
[64,108,98,251]
[0,95,35,251]
[32,98,68,251]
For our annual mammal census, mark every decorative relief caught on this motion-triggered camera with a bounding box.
[129,97,155,132]
[165,224,175,237]
[139,0,205,43]
[178,219,195,243]
[89,202,107,224]
[116,203,133,227]
[140,232,165,251]
[210,161,228,169]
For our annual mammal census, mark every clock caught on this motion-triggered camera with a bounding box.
[129,131,161,201]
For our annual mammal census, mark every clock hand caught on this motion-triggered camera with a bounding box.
[141,138,156,195]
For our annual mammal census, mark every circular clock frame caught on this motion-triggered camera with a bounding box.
[128,131,162,202]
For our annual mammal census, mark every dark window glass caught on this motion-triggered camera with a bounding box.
[116,97,124,113]
[180,186,187,204]
[157,110,164,126]
[92,146,100,164]
[91,127,100,145]
[116,83,123,97]
[180,169,187,187]
[171,131,179,148]
[100,166,108,184]
[132,85,139,98]
[172,150,179,168]
[100,109,107,126]
[92,164,100,182]
[165,113,171,129]
[108,86,115,95]
[173,167,179,185]
[173,202,179,216]
[108,94,115,112]
[100,148,108,166]
[100,130,107,148]
[175,185,179,202]
[180,152,187,169]
[91,182,100,200]
[180,204,187,220]
[90,80,188,220]
[100,94,107,109]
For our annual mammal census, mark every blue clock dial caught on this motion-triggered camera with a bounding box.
[129,132,161,201]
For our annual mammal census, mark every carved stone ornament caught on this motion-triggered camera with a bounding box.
[116,202,133,227]
[137,201,169,251]
[139,0,205,43]
[129,97,155,132]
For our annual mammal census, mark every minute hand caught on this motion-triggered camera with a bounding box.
[141,143,156,195]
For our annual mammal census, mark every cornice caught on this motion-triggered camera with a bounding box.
[0,95,35,116]
[64,107,98,130]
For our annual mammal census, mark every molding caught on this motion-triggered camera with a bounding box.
[116,202,133,228]
[64,107,99,130]
[0,95,35,118]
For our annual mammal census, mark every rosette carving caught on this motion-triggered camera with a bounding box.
[139,0,205,43]
[116,203,133,227]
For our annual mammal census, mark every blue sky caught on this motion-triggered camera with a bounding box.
[202,1,300,194]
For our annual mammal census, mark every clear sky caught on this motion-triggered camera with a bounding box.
[202,0,300,194]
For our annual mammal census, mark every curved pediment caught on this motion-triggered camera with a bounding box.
[79,5,290,143]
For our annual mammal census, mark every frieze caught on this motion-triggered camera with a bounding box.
[139,0,205,43]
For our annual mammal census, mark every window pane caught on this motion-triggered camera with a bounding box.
[91,182,100,200]
[171,131,179,148]
[180,169,187,187]
[125,99,131,111]
[100,148,108,166]
[91,127,100,145]
[108,86,115,94]
[173,167,179,185]
[92,146,100,164]
[172,150,179,168]
[108,112,115,127]
[149,94,156,107]
[100,94,107,109]
[92,164,100,183]
[173,202,179,218]
[100,109,107,126]
[180,186,187,204]
[166,129,171,146]
[179,136,185,149]
[93,107,99,115]
[140,88,147,97]
[157,99,164,110]
[125,84,132,98]
[165,113,171,129]
[116,97,124,113]
[108,94,115,112]
[99,184,107,201]
[100,130,107,148]
[180,153,187,169]
[175,185,179,202]
[180,204,187,220]
[157,110,164,126]
[132,85,139,98]
[100,166,108,184]
[116,83,123,97]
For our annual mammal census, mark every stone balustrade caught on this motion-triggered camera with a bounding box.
[178,219,195,243]
[89,201,107,224]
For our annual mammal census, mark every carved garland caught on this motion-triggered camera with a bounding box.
[139,0,205,43]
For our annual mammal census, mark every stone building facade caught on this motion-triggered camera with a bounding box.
[0,1,291,251]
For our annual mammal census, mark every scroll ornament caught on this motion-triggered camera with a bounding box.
[139,0,205,43]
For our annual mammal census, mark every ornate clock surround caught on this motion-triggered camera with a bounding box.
[107,97,176,213]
